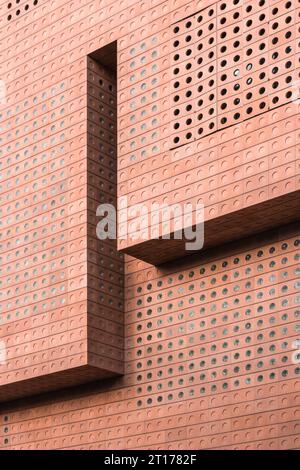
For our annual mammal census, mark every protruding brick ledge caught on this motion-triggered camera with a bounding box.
[120,190,300,265]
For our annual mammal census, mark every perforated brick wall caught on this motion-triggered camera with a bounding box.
[117,0,300,263]
[0,0,299,450]
[0,50,123,401]
[171,0,298,147]
[0,225,299,449]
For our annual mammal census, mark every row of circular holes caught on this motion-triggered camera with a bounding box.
[173,41,296,140]
[173,0,292,34]
[135,240,299,295]
[7,0,38,20]
[173,88,295,138]
[136,369,300,406]
[174,20,294,59]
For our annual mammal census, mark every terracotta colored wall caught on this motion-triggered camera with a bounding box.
[0,0,299,450]
[1,225,299,449]
[117,0,300,263]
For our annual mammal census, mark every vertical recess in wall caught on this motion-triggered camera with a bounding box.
[87,44,124,374]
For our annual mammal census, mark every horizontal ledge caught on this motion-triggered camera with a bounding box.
[120,190,300,265]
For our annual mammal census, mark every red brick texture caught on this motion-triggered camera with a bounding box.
[0,0,299,450]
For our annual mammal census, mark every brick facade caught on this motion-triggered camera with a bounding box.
[0,0,299,450]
